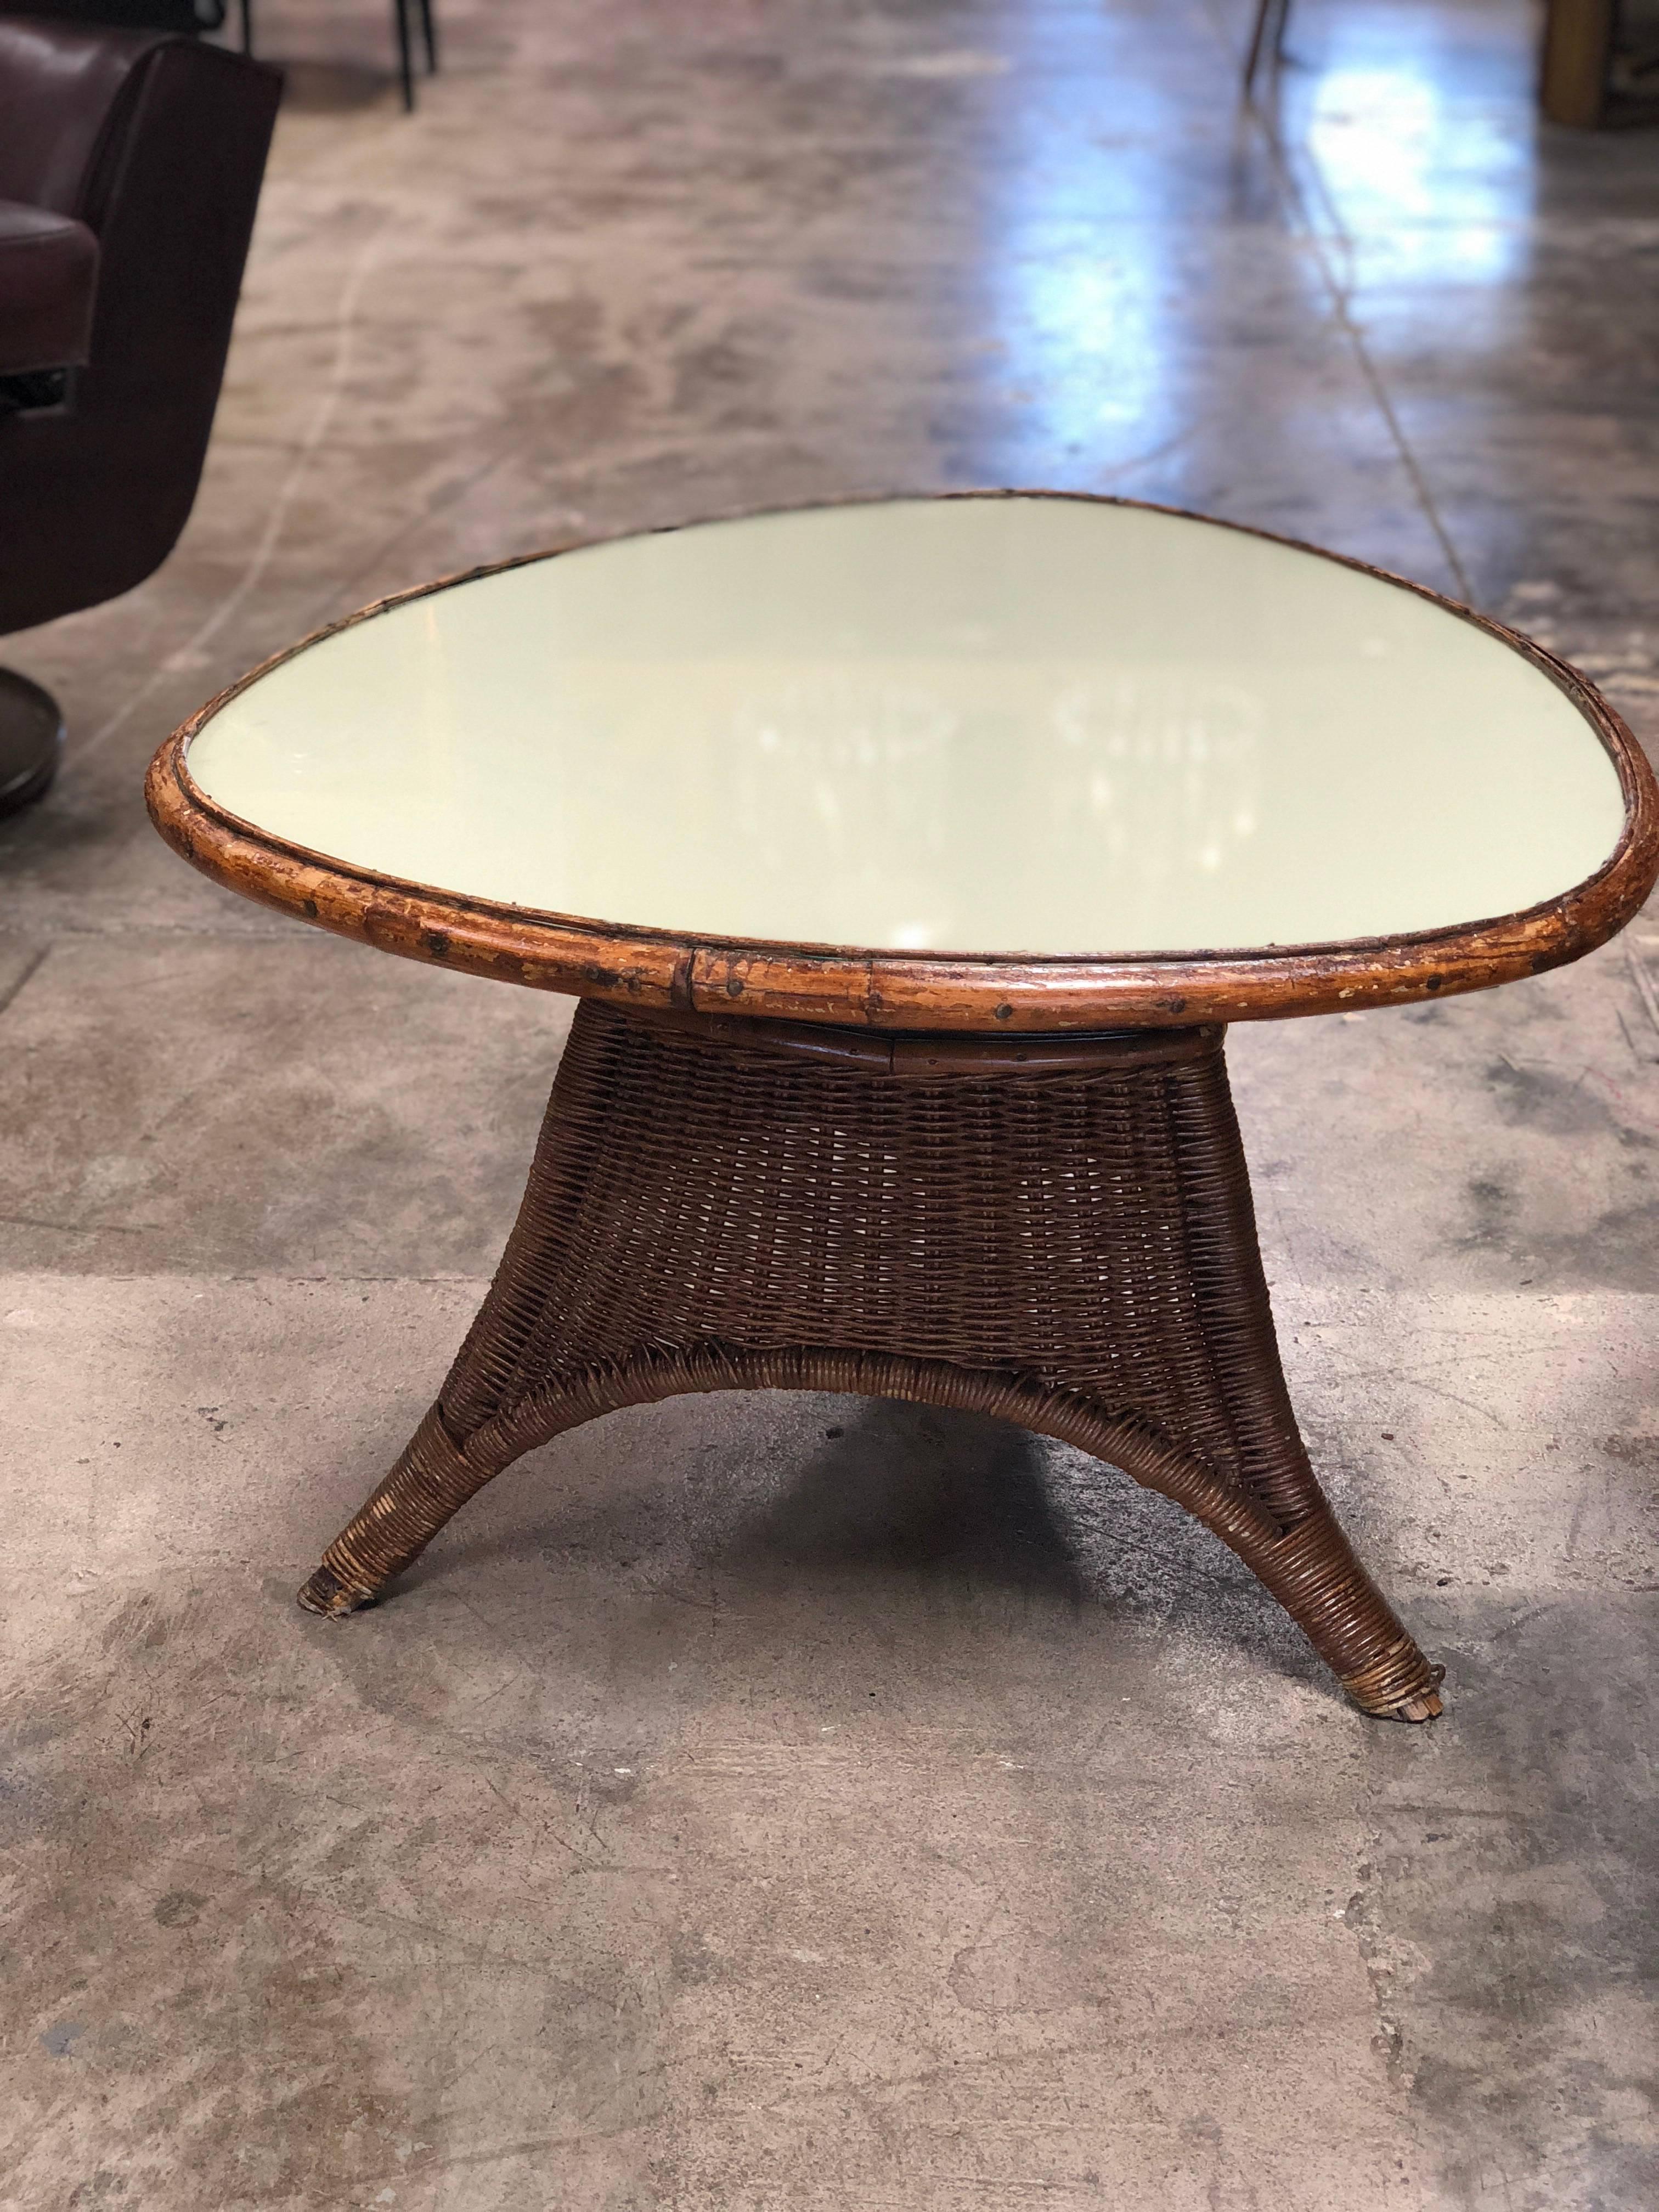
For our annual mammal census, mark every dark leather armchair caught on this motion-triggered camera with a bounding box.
[0,16,280,812]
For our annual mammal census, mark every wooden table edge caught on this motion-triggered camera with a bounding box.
[144,492,1659,1035]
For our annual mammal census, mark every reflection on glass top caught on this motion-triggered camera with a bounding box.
[185,496,1626,960]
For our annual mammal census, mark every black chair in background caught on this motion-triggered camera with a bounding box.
[12,1,437,111]
[238,0,436,112]
[0,16,281,814]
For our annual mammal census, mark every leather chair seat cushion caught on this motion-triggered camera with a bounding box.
[0,198,97,374]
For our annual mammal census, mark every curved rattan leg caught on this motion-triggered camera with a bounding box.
[298,1404,499,1615]
[1160,1049,1442,1719]
[295,1350,1280,1618]
[1235,1509,1442,1720]
[298,1345,1441,1719]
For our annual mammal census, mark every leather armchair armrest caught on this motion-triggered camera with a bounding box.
[0,198,97,376]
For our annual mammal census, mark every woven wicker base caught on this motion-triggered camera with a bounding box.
[298,999,1442,1723]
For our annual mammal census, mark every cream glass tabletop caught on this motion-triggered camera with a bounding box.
[184,495,1628,960]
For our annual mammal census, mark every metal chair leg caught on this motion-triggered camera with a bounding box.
[1244,0,1293,92]
[239,0,253,56]
[393,0,414,110]
[417,0,438,75]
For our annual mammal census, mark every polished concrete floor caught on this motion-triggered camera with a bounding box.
[4,2,1659,2206]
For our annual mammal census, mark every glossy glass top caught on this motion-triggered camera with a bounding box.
[185,496,1626,959]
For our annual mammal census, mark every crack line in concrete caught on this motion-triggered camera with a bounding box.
[0,943,49,1023]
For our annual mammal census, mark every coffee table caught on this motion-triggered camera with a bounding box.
[147,493,1659,1723]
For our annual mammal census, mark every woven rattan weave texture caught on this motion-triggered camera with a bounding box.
[300,999,1442,1722]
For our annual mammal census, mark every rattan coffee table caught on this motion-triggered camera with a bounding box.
[148,493,1659,1723]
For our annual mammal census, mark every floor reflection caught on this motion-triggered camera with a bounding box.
[961,0,1656,637]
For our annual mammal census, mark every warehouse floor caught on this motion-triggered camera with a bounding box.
[3,2,1657,2205]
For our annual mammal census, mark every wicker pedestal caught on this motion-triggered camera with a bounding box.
[298,998,1442,1720]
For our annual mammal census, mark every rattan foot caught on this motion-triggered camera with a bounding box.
[1344,1658,1447,1723]
[296,1564,378,1617]
[1396,1689,1445,1723]
[300,999,1442,1721]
